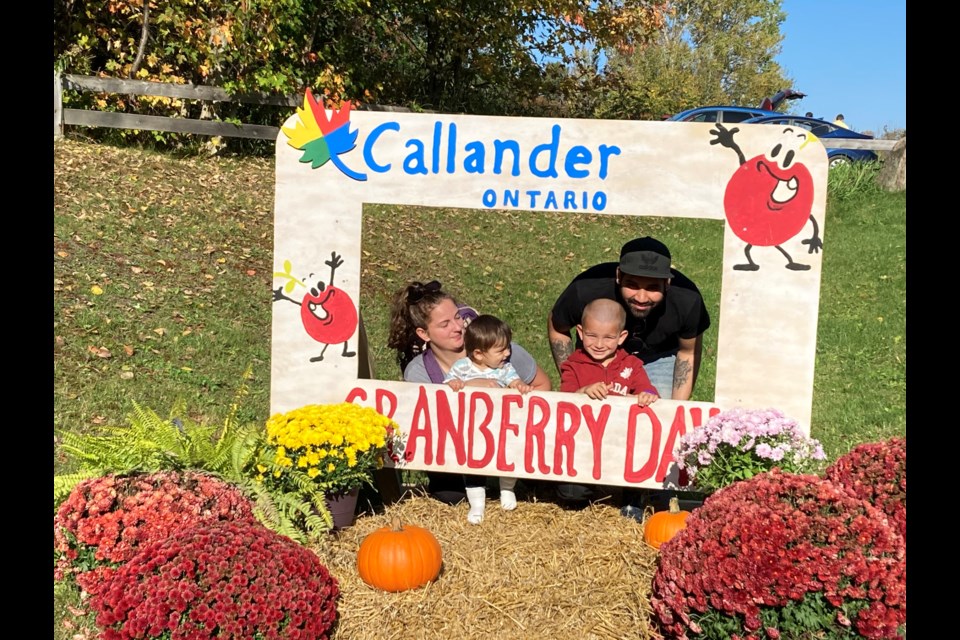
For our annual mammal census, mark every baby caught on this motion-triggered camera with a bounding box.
[443,314,532,523]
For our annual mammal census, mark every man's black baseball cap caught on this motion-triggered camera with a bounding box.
[618,237,673,279]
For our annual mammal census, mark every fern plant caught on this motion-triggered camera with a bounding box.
[54,366,334,542]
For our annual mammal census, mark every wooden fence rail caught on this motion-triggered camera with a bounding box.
[53,72,411,141]
[53,72,900,152]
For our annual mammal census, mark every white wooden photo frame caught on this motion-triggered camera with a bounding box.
[271,91,828,489]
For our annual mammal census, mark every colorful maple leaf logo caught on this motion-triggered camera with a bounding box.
[281,89,367,181]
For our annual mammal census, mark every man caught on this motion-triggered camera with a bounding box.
[833,113,849,129]
[548,237,710,400]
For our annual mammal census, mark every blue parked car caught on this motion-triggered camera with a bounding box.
[739,114,878,167]
[665,89,806,124]
[666,104,771,124]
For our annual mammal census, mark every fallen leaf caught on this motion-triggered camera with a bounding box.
[58,250,70,258]
[120,371,135,380]
[87,346,111,358]
[90,285,104,295]
[131,266,143,274]
[246,269,257,276]
[153,327,166,336]
[123,345,134,356]
[67,605,87,617]
[91,416,106,425]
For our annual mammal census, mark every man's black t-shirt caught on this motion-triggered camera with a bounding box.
[551,262,711,364]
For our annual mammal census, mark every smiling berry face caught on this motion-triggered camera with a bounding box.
[300,283,358,344]
[723,131,816,247]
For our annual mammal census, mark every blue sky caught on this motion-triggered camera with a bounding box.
[777,1,906,134]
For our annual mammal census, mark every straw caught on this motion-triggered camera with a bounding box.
[309,490,662,640]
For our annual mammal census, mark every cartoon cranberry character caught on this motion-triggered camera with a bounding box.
[274,251,358,362]
[711,123,823,271]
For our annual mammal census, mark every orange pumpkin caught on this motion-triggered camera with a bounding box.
[356,517,443,592]
[643,496,690,550]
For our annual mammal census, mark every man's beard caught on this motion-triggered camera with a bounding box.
[626,301,654,319]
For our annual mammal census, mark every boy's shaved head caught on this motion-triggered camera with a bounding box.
[581,298,626,330]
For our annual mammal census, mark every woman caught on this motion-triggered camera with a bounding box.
[389,280,551,390]
[387,280,552,508]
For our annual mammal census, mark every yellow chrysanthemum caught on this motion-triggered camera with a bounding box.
[259,403,402,489]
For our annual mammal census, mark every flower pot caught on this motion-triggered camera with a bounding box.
[325,487,360,530]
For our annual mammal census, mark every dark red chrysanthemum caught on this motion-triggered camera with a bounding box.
[826,437,906,542]
[90,520,340,640]
[651,470,906,639]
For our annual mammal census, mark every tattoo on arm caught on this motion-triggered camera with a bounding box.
[673,358,692,390]
[550,339,574,369]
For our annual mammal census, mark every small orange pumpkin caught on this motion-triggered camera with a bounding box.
[357,517,443,592]
[643,496,690,550]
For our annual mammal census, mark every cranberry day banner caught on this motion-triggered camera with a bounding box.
[271,90,829,490]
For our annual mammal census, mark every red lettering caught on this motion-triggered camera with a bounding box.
[581,404,610,480]
[497,395,523,472]
[687,406,721,427]
[624,405,661,482]
[656,406,691,482]
[554,402,581,477]
[406,387,434,464]
[467,392,495,469]
[434,390,466,466]
[375,389,398,419]
[523,396,552,474]
[344,387,366,404]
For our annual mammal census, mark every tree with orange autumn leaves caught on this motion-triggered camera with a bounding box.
[53,1,789,141]
[54,1,666,117]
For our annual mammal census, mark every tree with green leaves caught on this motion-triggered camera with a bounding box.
[54,0,371,149]
[53,0,671,141]
[313,0,670,115]
[594,0,793,120]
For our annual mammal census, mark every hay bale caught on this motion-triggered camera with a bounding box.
[310,493,661,640]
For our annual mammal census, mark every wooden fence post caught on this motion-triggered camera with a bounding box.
[54,71,63,140]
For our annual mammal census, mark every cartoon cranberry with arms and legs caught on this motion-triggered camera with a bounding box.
[711,122,823,271]
[274,251,358,362]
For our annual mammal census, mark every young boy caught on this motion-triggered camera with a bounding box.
[443,314,531,523]
[556,299,659,505]
[560,298,660,406]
